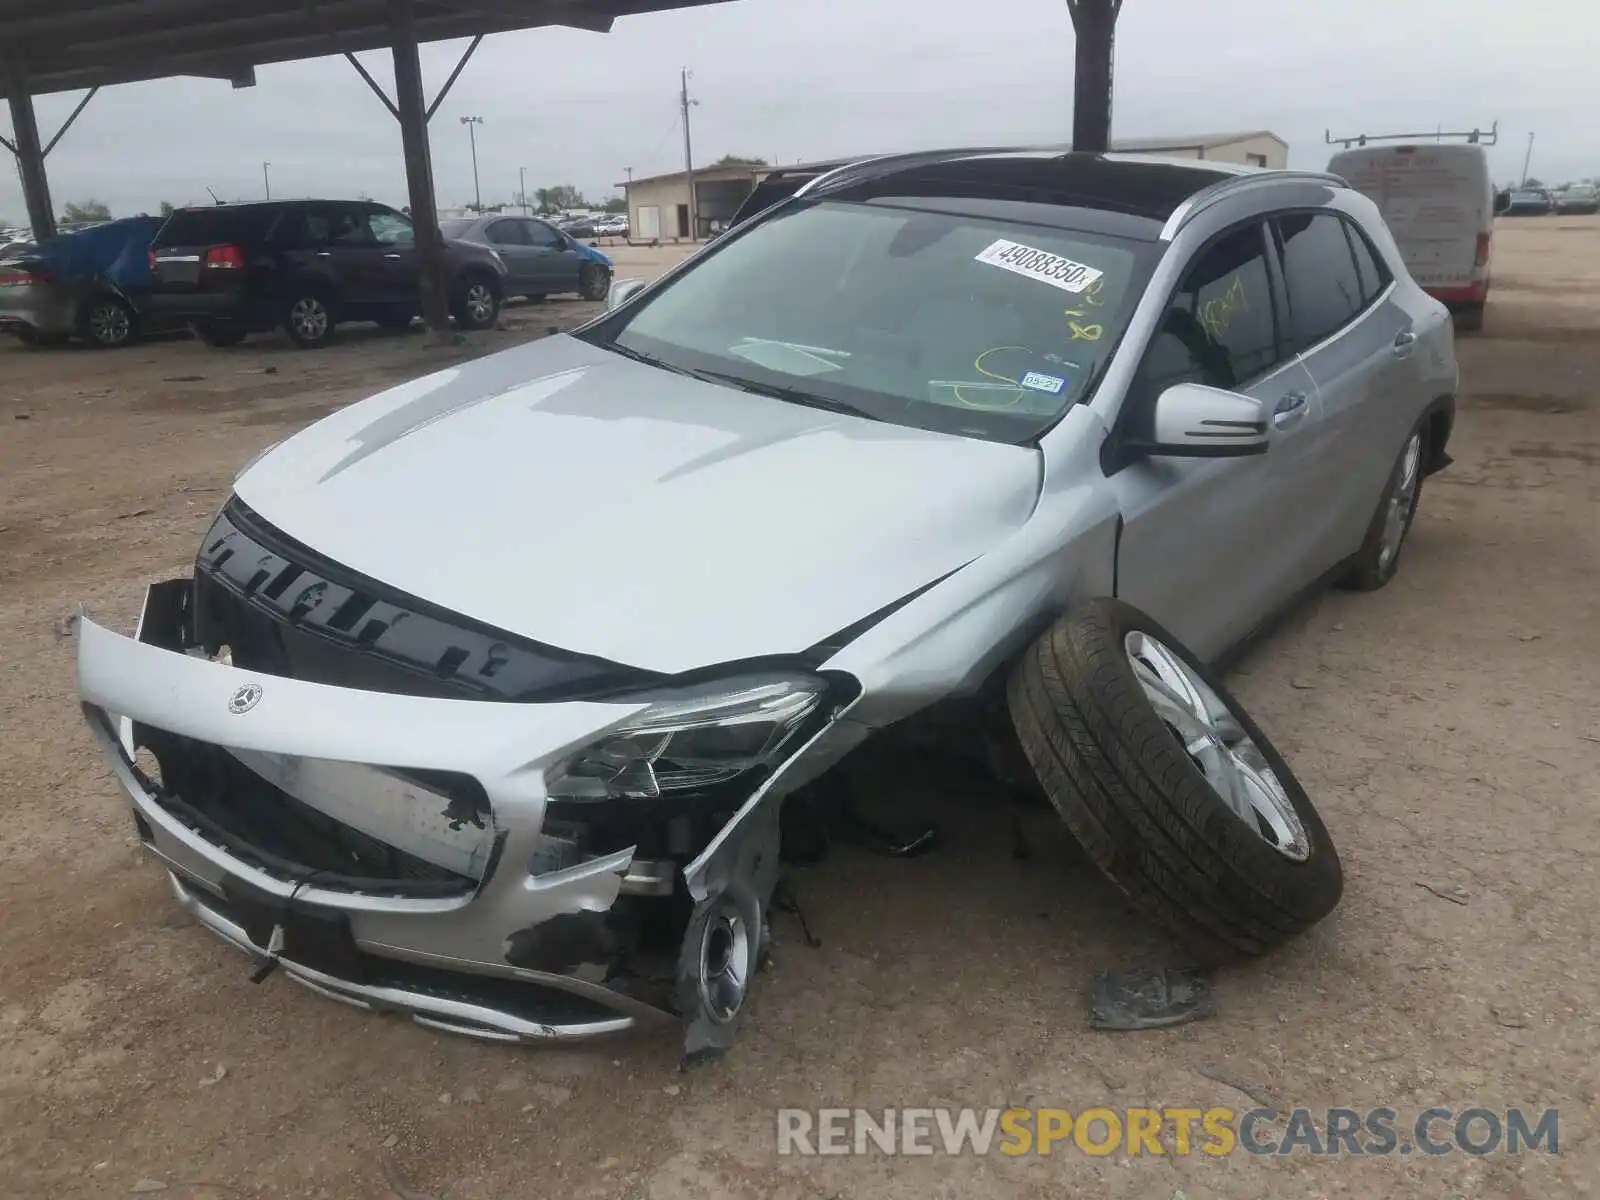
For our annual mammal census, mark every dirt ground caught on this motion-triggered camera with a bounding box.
[2,223,1597,1200]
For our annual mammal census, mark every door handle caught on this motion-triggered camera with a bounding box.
[315,251,331,258]
[1393,329,1417,357]
[383,253,403,260]
[1272,391,1308,430]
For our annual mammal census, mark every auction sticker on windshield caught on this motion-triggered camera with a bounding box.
[975,239,1105,294]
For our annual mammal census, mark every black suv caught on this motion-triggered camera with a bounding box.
[146,200,509,348]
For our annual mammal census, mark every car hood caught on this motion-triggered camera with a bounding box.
[234,336,1041,675]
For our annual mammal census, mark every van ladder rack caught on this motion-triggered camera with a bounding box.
[1325,122,1498,149]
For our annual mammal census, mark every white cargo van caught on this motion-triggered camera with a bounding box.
[1327,142,1498,329]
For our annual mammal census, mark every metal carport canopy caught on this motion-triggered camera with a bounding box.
[0,0,729,336]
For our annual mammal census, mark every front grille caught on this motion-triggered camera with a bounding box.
[139,726,480,896]
[193,498,660,702]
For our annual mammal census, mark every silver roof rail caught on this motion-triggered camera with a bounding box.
[1159,170,1349,241]
[793,146,1033,199]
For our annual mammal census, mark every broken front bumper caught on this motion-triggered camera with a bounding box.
[78,581,865,1046]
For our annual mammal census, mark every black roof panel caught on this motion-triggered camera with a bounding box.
[820,152,1238,223]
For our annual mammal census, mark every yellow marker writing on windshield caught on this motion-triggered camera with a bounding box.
[1068,321,1103,342]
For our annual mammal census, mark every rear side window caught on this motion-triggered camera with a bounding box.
[154,207,265,247]
[1274,213,1363,350]
[1342,219,1391,306]
[1136,221,1282,399]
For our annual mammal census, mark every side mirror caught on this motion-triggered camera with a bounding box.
[1141,383,1269,457]
[606,277,647,311]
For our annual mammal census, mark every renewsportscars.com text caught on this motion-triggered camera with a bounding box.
[776,1106,1559,1158]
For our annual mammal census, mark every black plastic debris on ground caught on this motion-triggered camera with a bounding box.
[1090,966,1215,1030]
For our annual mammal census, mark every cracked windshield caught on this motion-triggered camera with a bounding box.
[599,199,1145,442]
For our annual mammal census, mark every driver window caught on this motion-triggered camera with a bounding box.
[1130,222,1281,432]
[487,220,528,247]
[524,220,563,248]
[369,210,414,246]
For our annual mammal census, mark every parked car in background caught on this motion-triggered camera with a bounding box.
[1327,142,1499,331]
[593,215,629,237]
[557,216,598,239]
[1504,188,1554,216]
[1555,184,1599,215]
[0,215,179,349]
[439,213,612,301]
[146,200,510,349]
[80,151,1454,1060]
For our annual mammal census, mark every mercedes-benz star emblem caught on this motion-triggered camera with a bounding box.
[228,683,264,715]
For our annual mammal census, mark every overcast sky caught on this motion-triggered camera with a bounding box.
[2,0,1592,223]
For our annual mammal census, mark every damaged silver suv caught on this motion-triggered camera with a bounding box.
[79,150,1457,1062]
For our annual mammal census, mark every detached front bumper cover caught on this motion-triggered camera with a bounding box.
[78,580,859,1053]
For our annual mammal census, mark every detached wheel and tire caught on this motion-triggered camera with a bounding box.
[79,296,136,349]
[283,293,335,349]
[578,263,611,302]
[452,274,500,330]
[1339,421,1426,592]
[1008,598,1343,961]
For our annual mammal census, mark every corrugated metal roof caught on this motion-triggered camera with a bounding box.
[1,0,731,99]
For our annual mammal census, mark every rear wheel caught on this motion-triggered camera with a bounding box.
[79,296,136,348]
[1007,598,1343,961]
[451,274,500,330]
[578,262,611,301]
[1338,422,1426,591]
[283,293,335,349]
[193,322,249,348]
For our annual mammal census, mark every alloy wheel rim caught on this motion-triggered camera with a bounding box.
[1378,433,1422,572]
[467,285,493,322]
[292,298,328,339]
[91,303,129,344]
[1125,631,1311,862]
[697,908,751,1024]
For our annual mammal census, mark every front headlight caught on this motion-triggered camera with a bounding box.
[545,674,826,802]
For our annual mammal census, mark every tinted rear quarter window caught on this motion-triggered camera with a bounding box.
[1342,219,1391,305]
[1275,213,1363,350]
[154,207,275,247]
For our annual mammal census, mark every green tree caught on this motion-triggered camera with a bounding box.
[714,155,768,167]
[159,201,175,217]
[539,184,587,212]
[61,199,112,224]
[1523,177,1544,188]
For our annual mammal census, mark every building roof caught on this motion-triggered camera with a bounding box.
[2,0,732,99]
[1110,130,1287,151]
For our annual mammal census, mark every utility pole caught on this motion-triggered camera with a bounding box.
[625,166,633,182]
[461,115,484,210]
[1520,131,1536,185]
[519,165,527,214]
[1066,0,1119,154]
[262,161,271,200]
[680,68,699,240]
